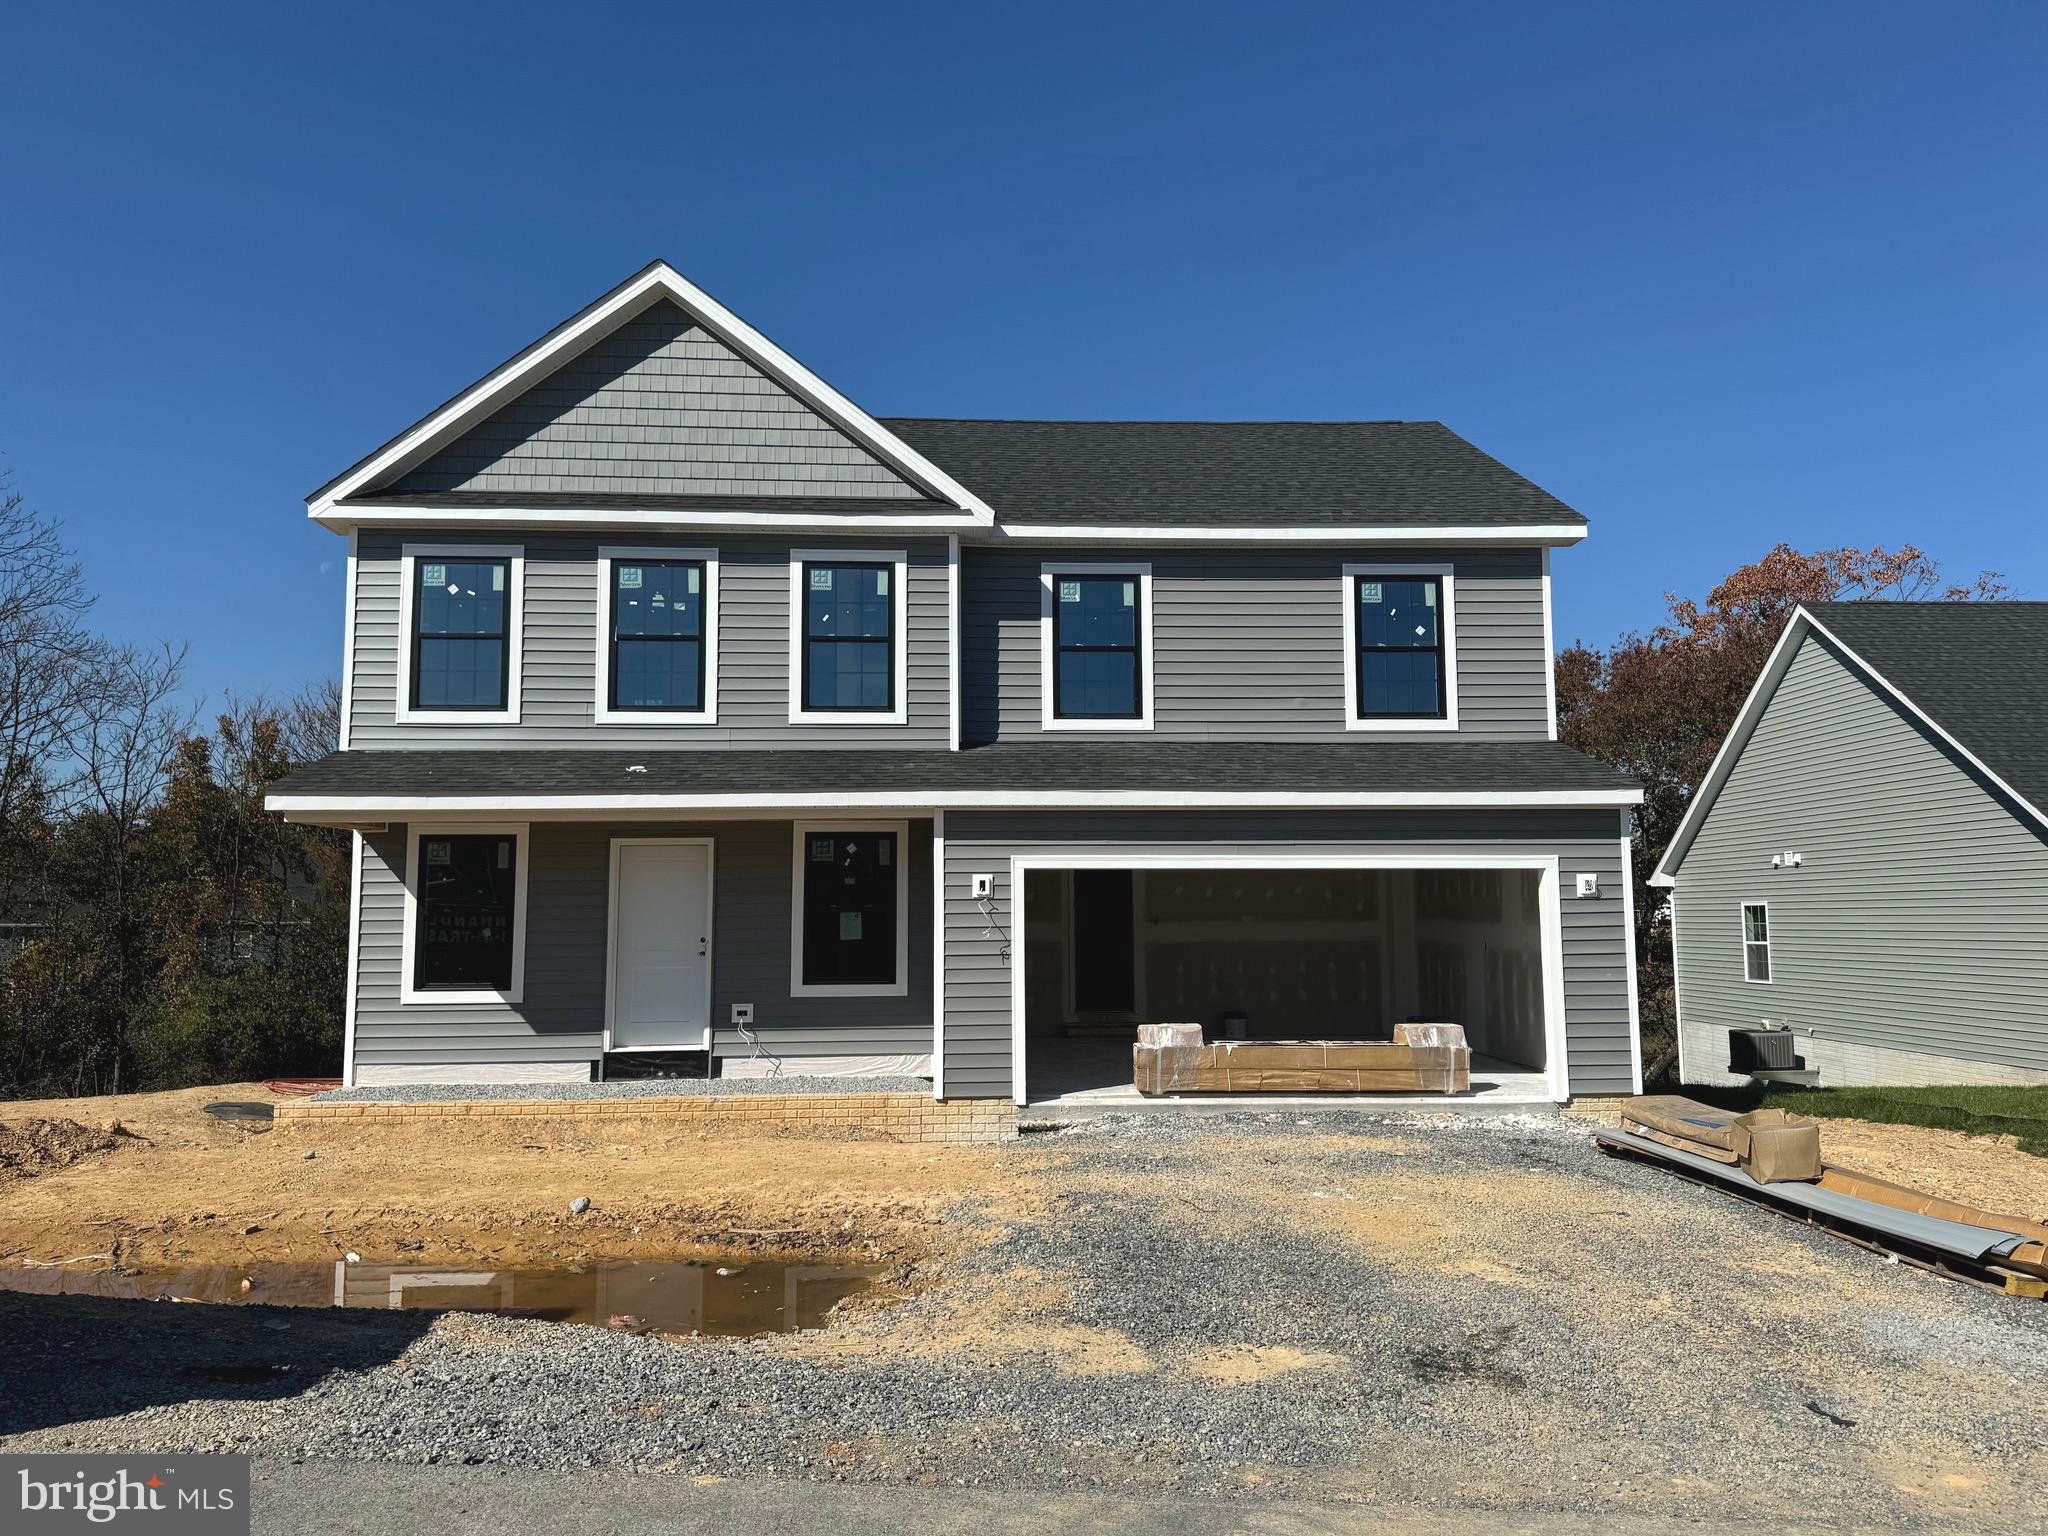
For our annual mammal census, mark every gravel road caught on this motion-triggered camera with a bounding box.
[5,1112,2044,1529]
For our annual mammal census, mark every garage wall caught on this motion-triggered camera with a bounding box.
[939,810,1634,1100]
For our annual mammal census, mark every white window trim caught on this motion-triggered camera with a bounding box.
[396,543,524,725]
[594,547,719,725]
[789,819,911,999]
[399,822,530,1006]
[788,548,909,726]
[1039,564,1156,731]
[1340,561,1459,732]
[1741,900,1772,985]
[603,836,716,1052]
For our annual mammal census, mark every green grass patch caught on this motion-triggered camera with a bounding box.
[1682,1082,2048,1160]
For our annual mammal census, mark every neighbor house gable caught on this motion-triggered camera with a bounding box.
[310,261,995,528]
[1653,606,2048,886]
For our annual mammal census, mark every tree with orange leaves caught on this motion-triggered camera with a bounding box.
[1558,544,2011,1083]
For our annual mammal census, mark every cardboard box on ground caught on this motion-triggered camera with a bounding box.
[1620,1096,1822,1185]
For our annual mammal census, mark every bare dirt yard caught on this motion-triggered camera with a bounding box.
[2,1085,2046,1532]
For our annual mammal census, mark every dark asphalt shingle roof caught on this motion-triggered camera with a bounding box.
[1804,601,2048,815]
[269,741,1636,801]
[878,419,1585,529]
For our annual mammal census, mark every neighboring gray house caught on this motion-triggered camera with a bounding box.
[1653,601,2048,1089]
[266,261,1644,1105]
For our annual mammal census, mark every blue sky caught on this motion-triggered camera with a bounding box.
[4,2,2042,707]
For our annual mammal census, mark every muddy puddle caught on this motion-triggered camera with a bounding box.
[0,1256,884,1338]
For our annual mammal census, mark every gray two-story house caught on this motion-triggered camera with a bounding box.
[267,261,1644,1105]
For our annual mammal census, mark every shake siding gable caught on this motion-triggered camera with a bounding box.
[1672,631,2048,1077]
[390,301,925,501]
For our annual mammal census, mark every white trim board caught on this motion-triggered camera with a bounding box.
[398,822,531,1006]
[271,787,1647,822]
[1039,563,1156,732]
[395,543,524,726]
[308,261,995,527]
[789,820,912,999]
[1340,562,1459,733]
[602,836,716,1053]
[341,831,364,1087]
[1618,827,1644,1095]
[338,530,358,750]
[787,548,910,727]
[1003,850,1572,1107]
[931,809,947,1099]
[594,546,719,725]
[327,505,985,534]
[1650,606,2048,886]
[1541,547,1559,742]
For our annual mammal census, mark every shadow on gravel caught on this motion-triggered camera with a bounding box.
[0,1290,431,1437]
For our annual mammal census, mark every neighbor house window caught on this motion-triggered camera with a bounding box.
[1040,564,1154,729]
[1742,902,1772,983]
[401,545,521,722]
[1342,564,1457,729]
[790,823,908,997]
[790,552,906,722]
[404,828,527,1003]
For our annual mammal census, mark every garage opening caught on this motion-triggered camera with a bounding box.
[1021,866,1556,1104]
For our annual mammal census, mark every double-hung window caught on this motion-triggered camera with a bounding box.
[791,551,906,723]
[597,548,717,723]
[1741,902,1772,983]
[1342,563,1457,730]
[1040,564,1153,729]
[403,825,528,1004]
[401,544,522,723]
[790,822,908,997]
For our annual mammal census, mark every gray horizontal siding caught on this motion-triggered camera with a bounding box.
[353,820,932,1072]
[392,301,920,500]
[961,546,1550,744]
[348,532,949,748]
[1672,631,2048,1078]
[939,810,1633,1100]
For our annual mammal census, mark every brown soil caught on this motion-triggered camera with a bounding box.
[0,1118,123,1185]
[0,1083,1030,1274]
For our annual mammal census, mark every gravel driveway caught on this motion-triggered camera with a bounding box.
[4,1112,2044,1529]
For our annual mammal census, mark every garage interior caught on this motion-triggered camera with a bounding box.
[1020,866,1555,1104]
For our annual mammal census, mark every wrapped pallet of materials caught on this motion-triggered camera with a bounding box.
[1394,1021,1468,1051]
[1619,1095,1744,1165]
[1132,1022,1204,1093]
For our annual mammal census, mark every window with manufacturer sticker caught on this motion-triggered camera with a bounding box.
[1354,573,1445,719]
[798,831,898,987]
[415,834,518,990]
[1052,572,1141,719]
[413,556,511,710]
[610,558,705,711]
[802,563,893,711]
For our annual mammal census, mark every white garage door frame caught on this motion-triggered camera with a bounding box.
[1006,851,1568,1106]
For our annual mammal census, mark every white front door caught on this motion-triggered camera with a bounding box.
[608,840,713,1050]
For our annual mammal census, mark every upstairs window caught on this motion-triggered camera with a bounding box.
[1342,564,1457,730]
[798,559,897,715]
[1742,902,1772,983]
[1053,573,1142,719]
[610,558,706,712]
[1040,564,1154,730]
[412,556,512,711]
